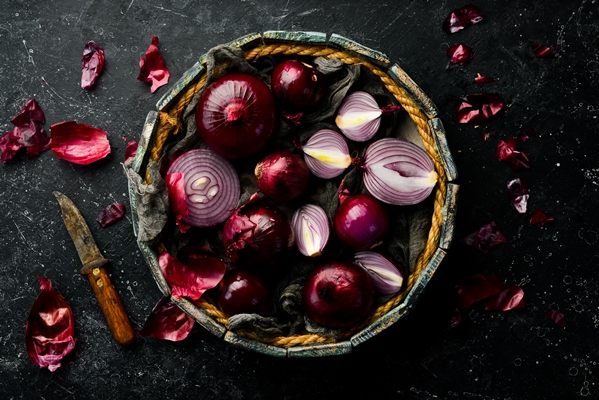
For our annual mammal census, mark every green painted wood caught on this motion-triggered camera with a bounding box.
[404,248,447,309]
[328,33,391,67]
[429,118,458,182]
[130,111,159,174]
[138,240,170,297]
[198,32,263,66]
[170,296,226,338]
[223,331,287,357]
[287,341,352,358]
[387,63,439,119]
[155,62,205,112]
[350,304,409,347]
[439,183,459,250]
[263,30,327,44]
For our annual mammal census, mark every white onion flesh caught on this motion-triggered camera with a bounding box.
[291,204,330,257]
[302,129,351,179]
[335,91,382,142]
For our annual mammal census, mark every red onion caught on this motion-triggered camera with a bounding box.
[271,60,325,110]
[291,204,330,257]
[354,251,403,295]
[167,148,240,228]
[255,150,310,201]
[333,194,389,251]
[335,91,382,142]
[222,202,295,267]
[218,269,272,316]
[196,73,277,159]
[302,129,351,179]
[303,262,374,329]
[362,138,437,206]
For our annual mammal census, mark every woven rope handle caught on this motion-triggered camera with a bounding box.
[147,43,447,348]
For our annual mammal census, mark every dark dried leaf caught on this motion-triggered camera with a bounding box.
[530,208,555,226]
[443,4,483,33]
[81,41,105,89]
[456,93,504,123]
[97,203,126,227]
[459,221,507,253]
[507,177,529,214]
[545,310,565,328]
[26,277,76,372]
[139,296,195,341]
[496,138,531,170]
[137,36,170,93]
[447,43,474,66]
[484,285,525,311]
[49,121,111,165]
[531,42,554,58]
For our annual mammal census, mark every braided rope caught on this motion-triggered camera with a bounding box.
[147,42,447,348]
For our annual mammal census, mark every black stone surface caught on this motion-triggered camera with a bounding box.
[1,1,598,399]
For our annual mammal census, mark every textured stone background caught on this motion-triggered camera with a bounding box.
[1,0,598,398]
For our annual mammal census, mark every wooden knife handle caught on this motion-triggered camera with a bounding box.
[86,266,136,346]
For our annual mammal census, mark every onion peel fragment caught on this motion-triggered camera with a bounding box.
[507,178,529,214]
[496,138,531,170]
[165,172,190,234]
[81,41,105,89]
[443,4,483,34]
[530,208,555,226]
[49,121,111,165]
[459,221,507,253]
[159,252,226,301]
[484,285,525,311]
[545,310,565,328]
[137,36,170,93]
[25,277,76,372]
[456,93,504,124]
[96,203,126,228]
[1,98,49,163]
[139,296,195,341]
[447,43,474,66]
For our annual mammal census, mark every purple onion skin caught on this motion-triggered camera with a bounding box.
[271,60,325,110]
[303,262,374,329]
[218,269,272,316]
[196,73,277,159]
[222,203,295,268]
[255,150,310,201]
[334,194,389,251]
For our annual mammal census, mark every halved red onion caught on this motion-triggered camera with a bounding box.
[166,148,240,228]
[335,91,382,142]
[362,138,437,205]
[354,251,403,295]
[291,204,330,257]
[302,129,351,179]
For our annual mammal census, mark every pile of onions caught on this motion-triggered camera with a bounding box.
[255,150,310,201]
[195,73,277,159]
[333,194,389,251]
[222,203,295,267]
[302,129,352,179]
[166,148,240,228]
[362,138,438,205]
[291,204,330,257]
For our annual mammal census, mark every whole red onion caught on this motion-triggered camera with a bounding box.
[303,262,374,329]
[222,202,295,267]
[271,60,325,110]
[195,73,277,159]
[255,150,310,201]
[333,194,389,251]
[218,269,272,316]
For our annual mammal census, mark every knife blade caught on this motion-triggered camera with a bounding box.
[53,191,135,346]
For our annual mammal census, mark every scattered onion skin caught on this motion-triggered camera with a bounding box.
[196,73,277,159]
[218,269,272,316]
[362,138,437,206]
[255,150,310,201]
[333,194,389,251]
[166,148,240,228]
[271,60,325,110]
[303,262,374,329]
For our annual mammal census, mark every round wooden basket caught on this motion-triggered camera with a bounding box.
[128,31,459,357]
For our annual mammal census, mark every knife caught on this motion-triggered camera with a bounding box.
[53,191,135,346]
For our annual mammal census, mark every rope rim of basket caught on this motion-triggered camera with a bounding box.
[145,42,447,348]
